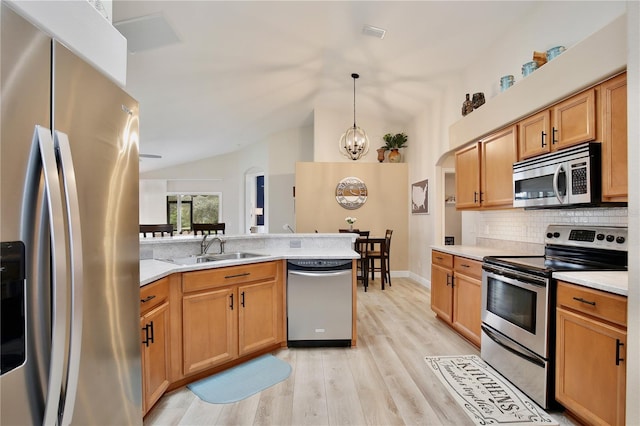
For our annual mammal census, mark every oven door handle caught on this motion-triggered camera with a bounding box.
[482,266,547,287]
[552,163,566,204]
[481,325,546,368]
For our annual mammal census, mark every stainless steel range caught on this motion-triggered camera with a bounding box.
[481,225,628,409]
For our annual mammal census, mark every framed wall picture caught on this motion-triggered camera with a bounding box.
[411,179,429,214]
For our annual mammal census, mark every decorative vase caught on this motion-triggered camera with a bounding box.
[388,148,401,163]
[376,148,386,163]
[349,224,353,231]
[472,92,485,109]
[461,93,473,116]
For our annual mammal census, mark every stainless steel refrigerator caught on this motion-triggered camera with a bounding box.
[1,3,142,424]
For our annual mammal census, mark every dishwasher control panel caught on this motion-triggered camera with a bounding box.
[287,259,352,270]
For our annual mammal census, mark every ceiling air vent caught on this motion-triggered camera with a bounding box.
[362,25,386,40]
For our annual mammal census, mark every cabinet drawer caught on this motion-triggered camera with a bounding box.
[183,261,278,293]
[140,277,170,314]
[454,256,482,279]
[432,251,453,269]
[557,281,627,327]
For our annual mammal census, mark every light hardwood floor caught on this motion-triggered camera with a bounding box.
[144,277,575,425]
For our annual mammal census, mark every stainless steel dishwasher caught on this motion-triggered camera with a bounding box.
[287,259,352,347]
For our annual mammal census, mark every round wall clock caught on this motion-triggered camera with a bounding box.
[335,177,368,210]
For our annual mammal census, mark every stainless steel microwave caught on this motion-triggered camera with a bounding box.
[513,142,601,208]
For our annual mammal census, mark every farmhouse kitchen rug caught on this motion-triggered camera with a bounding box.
[425,355,558,425]
[188,354,291,404]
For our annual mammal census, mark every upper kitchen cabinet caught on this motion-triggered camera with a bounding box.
[455,143,481,209]
[456,125,517,210]
[518,89,596,160]
[598,72,627,201]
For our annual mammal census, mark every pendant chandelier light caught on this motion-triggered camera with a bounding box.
[339,73,369,161]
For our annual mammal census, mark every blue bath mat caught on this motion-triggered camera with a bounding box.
[187,354,292,404]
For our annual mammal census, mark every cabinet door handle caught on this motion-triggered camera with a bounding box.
[142,321,154,347]
[230,293,234,310]
[552,127,558,145]
[572,296,596,306]
[225,272,251,279]
[541,131,547,147]
[616,339,624,365]
[140,295,156,303]
[473,192,478,203]
[241,291,245,307]
[446,273,451,286]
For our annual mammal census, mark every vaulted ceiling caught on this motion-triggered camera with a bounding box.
[112,1,538,172]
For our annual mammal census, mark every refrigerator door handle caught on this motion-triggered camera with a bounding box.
[54,131,84,425]
[26,126,68,426]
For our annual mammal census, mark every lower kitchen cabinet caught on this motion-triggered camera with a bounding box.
[238,280,280,356]
[182,286,238,375]
[431,251,454,323]
[181,260,285,377]
[452,256,482,346]
[431,250,481,347]
[556,281,627,426]
[140,277,171,415]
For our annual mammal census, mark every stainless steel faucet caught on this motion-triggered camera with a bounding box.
[201,234,225,255]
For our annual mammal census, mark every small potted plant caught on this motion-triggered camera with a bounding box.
[382,132,408,163]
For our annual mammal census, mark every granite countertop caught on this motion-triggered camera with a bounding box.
[553,270,628,297]
[430,244,535,262]
[430,244,628,297]
[140,247,358,286]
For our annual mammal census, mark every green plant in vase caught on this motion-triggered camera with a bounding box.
[382,132,408,163]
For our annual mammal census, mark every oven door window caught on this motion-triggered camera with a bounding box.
[486,275,537,333]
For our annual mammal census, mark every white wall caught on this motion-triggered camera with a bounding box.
[139,179,167,224]
[140,125,313,234]
[313,107,408,163]
[624,1,639,421]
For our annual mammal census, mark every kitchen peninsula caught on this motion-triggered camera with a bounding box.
[139,233,359,415]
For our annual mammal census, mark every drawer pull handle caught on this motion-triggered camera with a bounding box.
[461,264,470,268]
[140,295,156,303]
[225,272,251,279]
[616,339,624,366]
[572,296,596,306]
[436,256,443,260]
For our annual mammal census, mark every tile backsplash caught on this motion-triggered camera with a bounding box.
[471,207,628,249]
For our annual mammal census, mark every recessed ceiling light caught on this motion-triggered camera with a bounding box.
[362,25,386,40]
[114,13,180,54]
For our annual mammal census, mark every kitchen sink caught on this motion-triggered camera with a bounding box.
[165,252,266,265]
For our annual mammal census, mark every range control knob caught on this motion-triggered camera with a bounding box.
[616,236,626,244]
[606,235,615,242]
[546,232,553,238]
[553,232,560,238]
[597,233,605,240]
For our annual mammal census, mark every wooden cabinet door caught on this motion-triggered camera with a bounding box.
[238,280,280,356]
[556,307,626,426]
[481,125,517,208]
[599,73,627,201]
[551,88,596,150]
[182,287,238,375]
[452,272,481,347]
[430,264,453,324]
[518,110,550,160]
[455,142,481,209]
[141,301,170,415]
